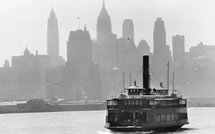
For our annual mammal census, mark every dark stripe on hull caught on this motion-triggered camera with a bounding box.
[107,125,183,132]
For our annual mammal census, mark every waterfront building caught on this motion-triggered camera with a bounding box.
[0,48,50,99]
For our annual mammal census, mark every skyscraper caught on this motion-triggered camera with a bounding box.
[152,18,172,83]
[94,0,119,99]
[172,35,185,65]
[95,0,118,69]
[153,18,166,55]
[67,28,92,64]
[59,28,101,100]
[47,9,59,59]
[97,0,112,43]
[122,19,134,41]
[47,9,65,67]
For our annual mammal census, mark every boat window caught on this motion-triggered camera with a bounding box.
[171,114,175,121]
[175,114,178,120]
[166,100,171,106]
[155,100,161,105]
[167,114,171,121]
[132,101,135,105]
[139,100,142,105]
[128,100,131,105]
[147,115,154,122]
[154,115,160,122]
[107,100,117,106]
[149,100,155,105]
[180,99,186,104]
[158,115,161,122]
[161,100,166,106]
[182,113,188,119]
[161,115,167,122]
[136,100,139,105]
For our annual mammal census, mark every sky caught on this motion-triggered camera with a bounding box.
[0,0,215,66]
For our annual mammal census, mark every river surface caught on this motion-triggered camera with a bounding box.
[0,107,214,134]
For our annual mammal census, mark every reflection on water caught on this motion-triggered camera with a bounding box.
[0,108,214,134]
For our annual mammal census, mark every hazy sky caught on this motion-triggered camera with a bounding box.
[0,0,215,66]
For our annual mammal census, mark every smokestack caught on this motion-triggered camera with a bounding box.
[143,55,150,89]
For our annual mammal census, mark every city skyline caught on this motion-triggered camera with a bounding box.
[0,0,215,65]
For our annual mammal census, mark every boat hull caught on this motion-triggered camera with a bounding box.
[106,120,189,132]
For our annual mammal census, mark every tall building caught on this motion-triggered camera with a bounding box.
[122,19,134,41]
[95,0,118,69]
[67,27,92,65]
[47,9,65,67]
[94,1,120,99]
[97,0,112,43]
[153,18,167,55]
[172,35,185,65]
[47,8,59,57]
[152,18,172,83]
[117,19,138,72]
[57,28,101,100]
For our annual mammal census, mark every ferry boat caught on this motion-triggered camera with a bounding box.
[105,55,189,131]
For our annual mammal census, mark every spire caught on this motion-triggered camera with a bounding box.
[47,6,59,59]
[99,0,109,17]
[103,0,105,8]
[50,8,56,17]
[97,0,112,40]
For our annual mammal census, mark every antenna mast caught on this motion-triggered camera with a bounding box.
[123,72,125,89]
[172,72,175,93]
[129,73,132,86]
[167,62,169,91]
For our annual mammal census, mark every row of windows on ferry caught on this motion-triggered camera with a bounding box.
[148,113,188,122]
[107,99,186,106]
[149,99,186,106]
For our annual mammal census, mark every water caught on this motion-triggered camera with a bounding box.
[0,107,214,134]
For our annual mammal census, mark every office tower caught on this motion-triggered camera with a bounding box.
[47,9,63,67]
[97,0,112,43]
[122,19,134,41]
[95,0,117,69]
[59,28,101,100]
[152,18,172,83]
[172,35,185,65]
[47,8,59,57]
